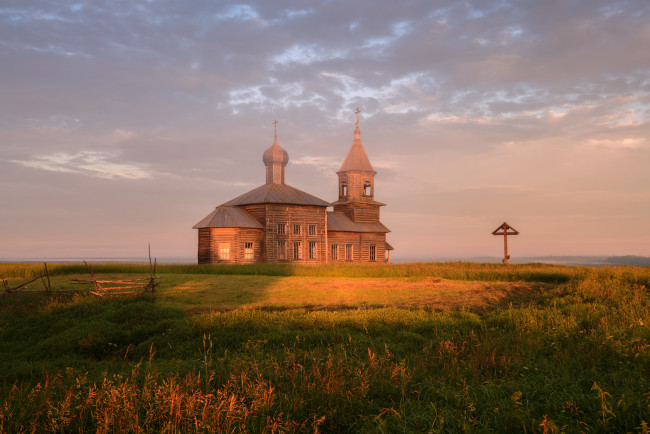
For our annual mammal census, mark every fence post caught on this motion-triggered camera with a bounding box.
[44,262,52,292]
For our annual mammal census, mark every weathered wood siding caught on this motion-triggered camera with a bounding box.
[333,203,380,223]
[197,228,213,264]
[327,232,386,263]
[338,171,374,200]
[197,227,264,264]
[240,204,267,226]
[263,204,328,263]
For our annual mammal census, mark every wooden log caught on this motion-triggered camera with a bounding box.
[39,274,48,291]
[70,278,157,283]
[7,274,47,291]
[97,285,148,290]
[83,260,102,292]
[3,289,90,293]
[44,263,51,292]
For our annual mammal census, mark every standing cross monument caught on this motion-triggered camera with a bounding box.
[492,222,519,264]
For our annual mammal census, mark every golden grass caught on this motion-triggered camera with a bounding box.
[158,275,542,314]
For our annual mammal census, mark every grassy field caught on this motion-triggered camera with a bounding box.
[0,262,648,432]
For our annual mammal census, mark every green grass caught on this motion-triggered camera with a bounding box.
[1,260,609,282]
[0,263,649,432]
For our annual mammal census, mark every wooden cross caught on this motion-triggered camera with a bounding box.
[355,108,360,128]
[273,120,278,141]
[492,222,519,264]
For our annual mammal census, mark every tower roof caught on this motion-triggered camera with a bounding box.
[263,120,289,166]
[339,109,374,172]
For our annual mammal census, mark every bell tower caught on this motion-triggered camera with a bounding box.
[333,109,385,223]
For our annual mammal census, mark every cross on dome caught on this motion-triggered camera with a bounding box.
[263,119,289,184]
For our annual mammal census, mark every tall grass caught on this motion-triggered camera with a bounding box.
[0,264,648,432]
[6,261,646,284]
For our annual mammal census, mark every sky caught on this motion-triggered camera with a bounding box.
[1,0,649,261]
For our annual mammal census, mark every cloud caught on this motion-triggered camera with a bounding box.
[588,137,646,149]
[272,44,348,66]
[291,155,340,172]
[1,0,649,258]
[217,4,260,22]
[9,151,153,180]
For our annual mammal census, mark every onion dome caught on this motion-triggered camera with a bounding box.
[263,120,289,184]
[263,120,289,166]
[262,141,289,165]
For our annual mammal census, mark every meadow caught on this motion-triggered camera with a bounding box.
[0,262,648,432]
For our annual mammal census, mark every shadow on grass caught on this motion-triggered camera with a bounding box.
[0,265,558,387]
[0,293,191,382]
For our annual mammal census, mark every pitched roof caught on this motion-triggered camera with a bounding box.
[223,183,330,207]
[326,211,390,233]
[339,118,374,172]
[193,205,263,229]
[339,140,374,172]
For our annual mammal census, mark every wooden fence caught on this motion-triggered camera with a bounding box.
[2,262,52,294]
[1,260,159,297]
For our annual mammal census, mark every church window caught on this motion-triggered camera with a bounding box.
[330,244,338,260]
[293,242,302,260]
[364,183,372,196]
[293,224,301,235]
[309,241,317,259]
[244,242,254,260]
[341,183,347,197]
[308,224,317,236]
[369,245,376,261]
[219,243,230,260]
[277,241,286,259]
[277,223,285,235]
[345,244,353,261]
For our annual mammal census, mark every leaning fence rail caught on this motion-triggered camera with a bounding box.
[1,255,159,297]
[1,262,53,294]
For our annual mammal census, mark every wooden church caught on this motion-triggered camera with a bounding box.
[193,111,392,264]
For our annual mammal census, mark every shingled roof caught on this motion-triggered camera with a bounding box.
[193,205,263,229]
[339,113,374,173]
[327,211,390,233]
[339,141,374,172]
[223,183,330,207]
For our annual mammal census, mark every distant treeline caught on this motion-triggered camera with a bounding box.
[606,255,650,266]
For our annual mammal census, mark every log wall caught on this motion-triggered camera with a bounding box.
[262,204,328,263]
[333,203,381,223]
[197,205,388,264]
[240,204,267,225]
[337,171,374,200]
[327,232,386,263]
[197,227,264,264]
